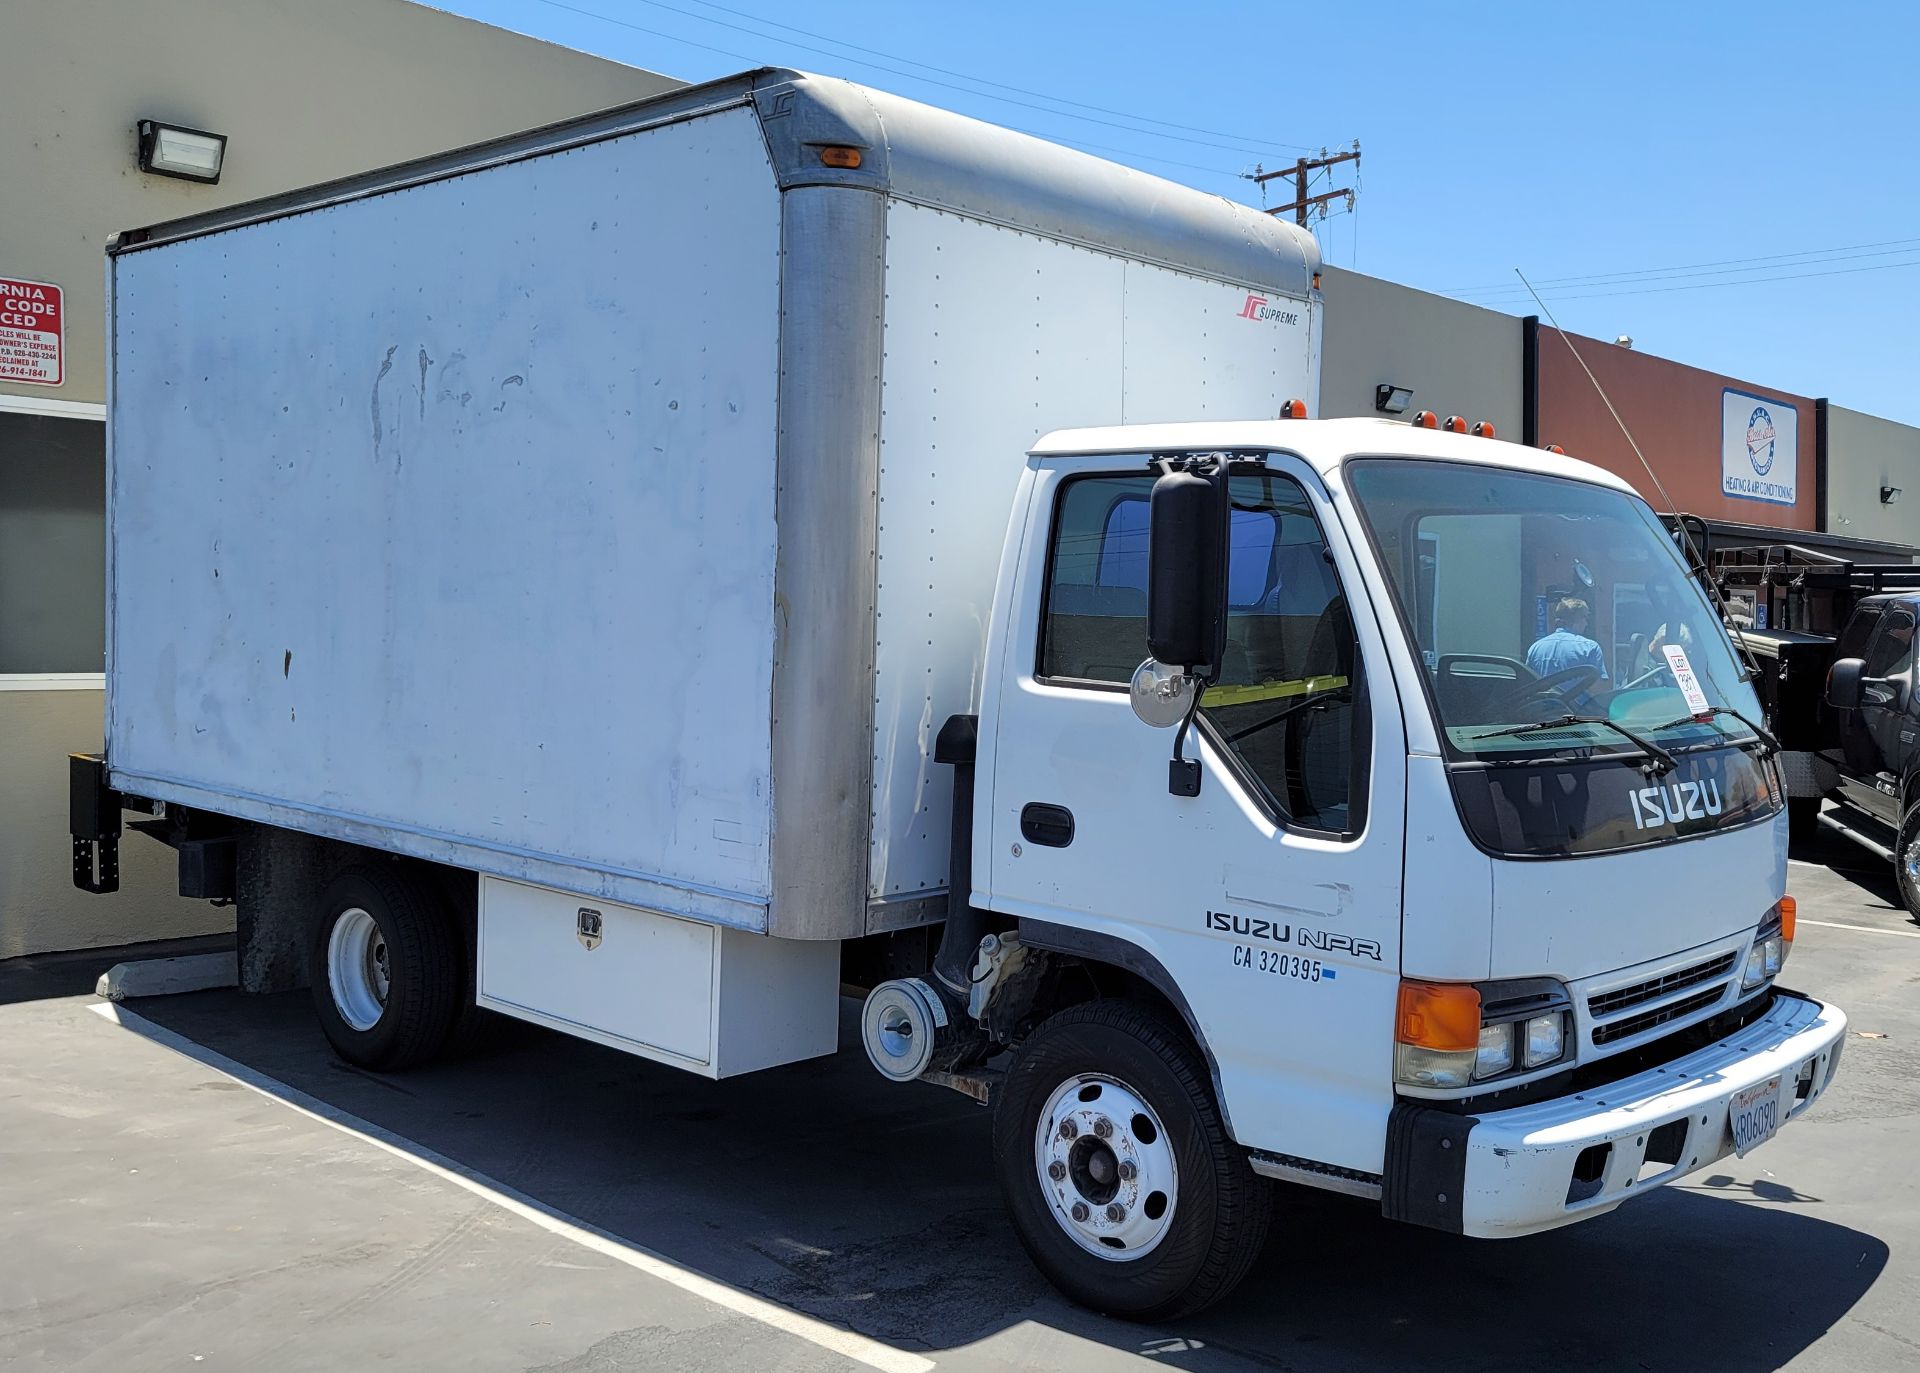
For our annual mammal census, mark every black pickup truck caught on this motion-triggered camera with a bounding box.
[1715,547,1920,916]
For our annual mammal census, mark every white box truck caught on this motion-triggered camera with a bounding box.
[72,69,1846,1318]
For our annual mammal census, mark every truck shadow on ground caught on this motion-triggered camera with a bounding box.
[126,989,1885,1373]
[1790,825,1915,927]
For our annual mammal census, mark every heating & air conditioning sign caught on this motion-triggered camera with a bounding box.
[0,276,63,385]
[1721,388,1796,506]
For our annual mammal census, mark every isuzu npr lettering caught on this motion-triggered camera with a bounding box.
[70,70,1845,1317]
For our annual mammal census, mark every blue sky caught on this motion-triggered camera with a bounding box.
[428,0,1918,419]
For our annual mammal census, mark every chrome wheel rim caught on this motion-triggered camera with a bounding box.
[327,907,390,1032]
[1034,1073,1179,1261]
[1904,835,1920,884]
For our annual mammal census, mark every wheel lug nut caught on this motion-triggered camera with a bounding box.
[1093,1117,1113,1139]
[1070,1201,1090,1222]
[1118,1160,1137,1181]
[1059,1119,1078,1140]
[1106,1204,1125,1222]
[1047,1160,1066,1181]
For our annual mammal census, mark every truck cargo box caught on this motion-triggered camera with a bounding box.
[104,68,1320,942]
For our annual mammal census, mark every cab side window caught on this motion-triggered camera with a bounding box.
[1038,471,1363,834]
[1865,607,1916,680]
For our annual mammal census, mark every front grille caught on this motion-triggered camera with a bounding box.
[1588,952,1738,1019]
[1591,986,1725,1045]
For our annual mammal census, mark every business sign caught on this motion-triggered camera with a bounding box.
[1721,388,1796,507]
[0,277,63,385]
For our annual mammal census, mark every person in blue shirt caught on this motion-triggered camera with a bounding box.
[1525,597,1609,691]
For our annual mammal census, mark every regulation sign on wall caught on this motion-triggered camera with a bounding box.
[0,277,64,385]
[1721,387,1796,506]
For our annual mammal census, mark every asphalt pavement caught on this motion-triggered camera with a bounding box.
[0,825,1914,1372]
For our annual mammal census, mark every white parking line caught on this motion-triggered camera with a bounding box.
[1798,918,1920,940]
[88,1002,934,1373]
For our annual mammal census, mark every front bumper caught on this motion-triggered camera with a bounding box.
[1384,990,1846,1238]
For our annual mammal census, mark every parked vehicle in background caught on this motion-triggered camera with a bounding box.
[1718,546,1920,912]
[68,68,1846,1318]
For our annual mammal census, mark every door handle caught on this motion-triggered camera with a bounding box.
[1019,803,1075,848]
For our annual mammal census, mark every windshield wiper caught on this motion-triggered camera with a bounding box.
[1648,704,1779,754]
[1472,714,1677,774]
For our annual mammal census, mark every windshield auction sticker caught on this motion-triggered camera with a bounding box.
[1663,644,1712,718]
[0,277,62,385]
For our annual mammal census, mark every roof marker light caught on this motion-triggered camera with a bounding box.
[1279,398,1308,419]
[1410,410,1439,429]
[1442,415,1469,434]
[818,145,864,169]
[1472,420,1497,439]
[1542,443,1566,454]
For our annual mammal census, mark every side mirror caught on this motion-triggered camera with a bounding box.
[1146,466,1228,673]
[1826,656,1865,710]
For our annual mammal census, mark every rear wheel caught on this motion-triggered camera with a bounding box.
[308,865,461,1069]
[993,1000,1271,1320]
[1897,806,1920,920]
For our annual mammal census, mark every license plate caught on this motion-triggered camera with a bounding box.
[1729,1075,1784,1156]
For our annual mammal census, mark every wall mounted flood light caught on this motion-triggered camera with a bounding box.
[1375,384,1414,414]
[1883,486,1903,505]
[137,120,226,184]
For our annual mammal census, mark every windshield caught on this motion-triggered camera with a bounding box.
[1344,459,1764,764]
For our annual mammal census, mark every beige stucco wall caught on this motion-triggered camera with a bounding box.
[1,0,677,957]
[0,0,680,408]
[1826,405,1920,547]
[0,687,223,960]
[1318,266,1524,439]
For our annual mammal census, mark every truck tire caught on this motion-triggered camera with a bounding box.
[1898,807,1920,920]
[993,1000,1272,1320]
[308,865,461,1070]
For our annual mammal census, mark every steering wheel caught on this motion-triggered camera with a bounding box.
[1488,663,1602,713]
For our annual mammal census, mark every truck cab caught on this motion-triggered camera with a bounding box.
[1822,593,1920,907]
[957,415,1845,1314]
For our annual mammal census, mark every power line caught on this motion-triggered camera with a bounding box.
[674,0,1318,151]
[538,0,1314,161]
[1478,255,1920,307]
[1439,234,1920,296]
[1457,247,1920,305]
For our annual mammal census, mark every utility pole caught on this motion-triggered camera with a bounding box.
[1250,143,1361,224]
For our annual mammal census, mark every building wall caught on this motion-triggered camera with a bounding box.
[1318,266,1524,437]
[1534,326,1818,531]
[1,0,681,409]
[0,0,678,958]
[1827,405,1920,547]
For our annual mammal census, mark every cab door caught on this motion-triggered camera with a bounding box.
[1855,602,1917,823]
[1829,602,1886,819]
[976,454,1408,1175]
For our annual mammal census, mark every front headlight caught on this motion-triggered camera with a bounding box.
[1742,897,1796,990]
[1396,979,1572,1090]
[1474,1022,1515,1079]
[1522,1011,1567,1068]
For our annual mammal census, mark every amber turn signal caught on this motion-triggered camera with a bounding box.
[1396,980,1483,1051]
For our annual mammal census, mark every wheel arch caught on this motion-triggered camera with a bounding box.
[1016,917,1235,1139]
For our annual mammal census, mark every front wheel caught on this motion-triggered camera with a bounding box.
[308,865,461,1070]
[1897,806,1920,920]
[993,1001,1271,1320]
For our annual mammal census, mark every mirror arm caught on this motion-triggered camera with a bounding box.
[1168,675,1209,797]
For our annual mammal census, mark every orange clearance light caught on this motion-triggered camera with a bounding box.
[1542,443,1566,454]
[1777,895,1796,943]
[1442,415,1469,434]
[1279,398,1309,419]
[818,145,864,169]
[1472,420,1497,439]
[1395,980,1482,1051]
[1312,270,1323,290]
[1410,410,1439,429]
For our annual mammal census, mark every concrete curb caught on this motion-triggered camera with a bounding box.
[95,952,238,1002]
